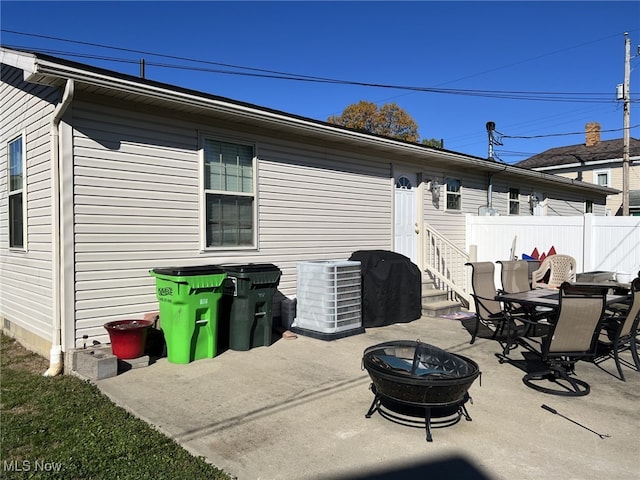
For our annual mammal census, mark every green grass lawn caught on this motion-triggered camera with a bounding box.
[0,334,233,480]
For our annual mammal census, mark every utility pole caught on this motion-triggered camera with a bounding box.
[622,33,630,216]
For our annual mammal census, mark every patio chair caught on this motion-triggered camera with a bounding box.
[497,260,531,294]
[523,282,609,396]
[497,260,553,333]
[594,276,640,381]
[466,262,532,355]
[531,254,577,289]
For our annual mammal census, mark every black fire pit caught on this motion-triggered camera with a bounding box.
[362,340,481,442]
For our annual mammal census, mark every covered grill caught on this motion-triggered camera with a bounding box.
[348,250,422,327]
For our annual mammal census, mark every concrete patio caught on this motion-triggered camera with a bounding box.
[95,315,639,480]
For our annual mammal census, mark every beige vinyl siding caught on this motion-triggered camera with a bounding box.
[489,178,601,217]
[546,162,640,215]
[257,140,391,293]
[72,103,200,342]
[72,103,393,345]
[0,64,57,354]
[422,168,488,250]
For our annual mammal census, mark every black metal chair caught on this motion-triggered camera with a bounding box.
[466,262,531,355]
[595,276,640,381]
[523,282,609,396]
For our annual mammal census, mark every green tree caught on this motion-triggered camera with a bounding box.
[327,101,420,142]
[421,138,444,149]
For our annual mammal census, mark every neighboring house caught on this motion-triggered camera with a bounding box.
[0,47,617,368]
[516,122,640,216]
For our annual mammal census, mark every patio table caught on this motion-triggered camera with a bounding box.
[496,288,629,310]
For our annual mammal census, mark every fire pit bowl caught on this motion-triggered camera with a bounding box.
[362,340,481,441]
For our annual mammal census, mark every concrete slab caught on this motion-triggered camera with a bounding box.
[95,315,640,480]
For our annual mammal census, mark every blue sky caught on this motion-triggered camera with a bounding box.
[2,1,639,163]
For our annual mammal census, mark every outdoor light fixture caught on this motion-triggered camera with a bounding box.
[430,179,441,199]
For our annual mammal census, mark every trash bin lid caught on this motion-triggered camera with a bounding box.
[152,265,225,276]
[223,263,280,274]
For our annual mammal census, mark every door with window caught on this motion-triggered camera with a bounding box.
[394,174,417,264]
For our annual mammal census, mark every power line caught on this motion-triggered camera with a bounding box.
[501,124,640,139]
[0,30,626,104]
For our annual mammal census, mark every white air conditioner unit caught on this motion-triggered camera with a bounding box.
[292,260,364,340]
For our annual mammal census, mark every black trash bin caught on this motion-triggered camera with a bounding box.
[348,250,422,327]
[221,263,282,351]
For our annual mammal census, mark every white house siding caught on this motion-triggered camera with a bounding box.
[71,102,393,346]
[0,64,57,356]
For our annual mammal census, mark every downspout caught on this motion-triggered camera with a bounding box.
[44,79,74,377]
[486,166,508,211]
[487,173,494,209]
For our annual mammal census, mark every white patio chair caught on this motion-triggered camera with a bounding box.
[531,254,577,289]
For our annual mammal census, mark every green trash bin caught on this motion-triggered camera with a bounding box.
[150,265,226,364]
[221,263,282,351]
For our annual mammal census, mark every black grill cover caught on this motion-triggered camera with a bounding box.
[348,250,422,327]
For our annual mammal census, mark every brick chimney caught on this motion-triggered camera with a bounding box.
[585,122,601,147]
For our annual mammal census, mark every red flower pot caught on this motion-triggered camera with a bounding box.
[104,320,154,359]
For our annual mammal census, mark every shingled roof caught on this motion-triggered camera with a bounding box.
[516,137,640,169]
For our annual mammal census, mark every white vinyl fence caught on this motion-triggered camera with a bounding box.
[466,214,640,277]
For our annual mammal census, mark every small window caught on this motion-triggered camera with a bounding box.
[509,188,520,215]
[594,170,610,187]
[8,135,25,249]
[585,200,593,214]
[445,178,461,210]
[203,138,255,248]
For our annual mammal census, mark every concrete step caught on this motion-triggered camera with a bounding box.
[421,288,449,303]
[421,299,464,318]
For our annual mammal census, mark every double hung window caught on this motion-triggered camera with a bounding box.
[8,135,25,249]
[445,178,461,210]
[203,138,255,248]
[509,188,520,215]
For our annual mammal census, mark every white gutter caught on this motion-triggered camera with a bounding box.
[44,79,74,377]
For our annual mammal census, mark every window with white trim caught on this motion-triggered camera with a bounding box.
[585,200,593,214]
[593,169,610,187]
[8,135,25,249]
[203,138,255,248]
[509,188,520,215]
[445,177,461,210]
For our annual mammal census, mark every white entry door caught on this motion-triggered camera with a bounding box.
[394,175,417,264]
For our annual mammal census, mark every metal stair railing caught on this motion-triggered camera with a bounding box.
[422,222,471,308]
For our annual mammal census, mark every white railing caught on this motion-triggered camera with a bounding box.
[422,222,472,307]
